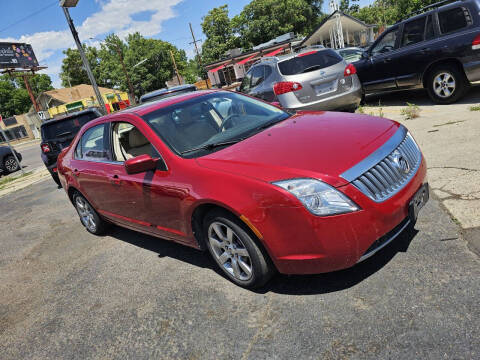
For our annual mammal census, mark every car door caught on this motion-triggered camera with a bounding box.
[247,65,267,100]
[355,26,401,92]
[394,15,434,88]
[255,65,276,102]
[70,123,114,210]
[96,119,189,243]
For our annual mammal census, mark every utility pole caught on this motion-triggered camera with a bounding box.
[62,7,106,115]
[23,75,40,112]
[115,45,136,105]
[189,23,209,88]
[169,50,182,86]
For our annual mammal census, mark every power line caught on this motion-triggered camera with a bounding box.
[0,1,58,35]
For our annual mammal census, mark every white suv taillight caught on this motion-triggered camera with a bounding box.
[473,34,480,50]
[344,63,357,77]
[273,81,303,95]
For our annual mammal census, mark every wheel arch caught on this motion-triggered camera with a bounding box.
[422,58,467,88]
[190,202,273,265]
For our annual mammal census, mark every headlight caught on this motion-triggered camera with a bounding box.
[273,178,359,216]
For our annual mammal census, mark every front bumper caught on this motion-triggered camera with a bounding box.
[252,157,428,275]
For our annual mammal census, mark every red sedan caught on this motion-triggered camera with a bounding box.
[57,90,428,288]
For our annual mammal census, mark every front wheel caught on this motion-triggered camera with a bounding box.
[426,65,469,104]
[3,155,20,173]
[73,192,108,235]
[204,210,274,288]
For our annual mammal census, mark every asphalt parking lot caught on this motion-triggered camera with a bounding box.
[1,180,479,359]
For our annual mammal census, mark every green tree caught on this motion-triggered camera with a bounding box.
[0,76,31,117]
[59,32,187,97]
[352,0,439,26]
[232,0,324,49]
[14,74,54,98]
[59,45,103,87]
[201,5,238,64]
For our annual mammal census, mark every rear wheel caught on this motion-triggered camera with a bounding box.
[2,155,20,173]
[203,209,274,288]
[73,192,108,235]
[426,64,469,104]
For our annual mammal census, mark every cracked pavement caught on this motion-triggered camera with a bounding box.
[1,180,479,359]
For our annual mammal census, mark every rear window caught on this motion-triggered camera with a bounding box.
[41,112,99,140]
[438,7,469,34]
[278,49,343,76]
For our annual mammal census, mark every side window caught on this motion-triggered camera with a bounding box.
[77,124,111,162]
[372,28,399,56]
[251,66,265,88]
[240,71,252,92]
[402,17,426,47]
[438,7,469,34]
[425,15,435,40]
[111,122,159,162]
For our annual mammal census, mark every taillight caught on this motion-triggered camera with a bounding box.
[344,63,357,77]
[41,143,51,153]
[273,81,303,95]
[473,34,480,50]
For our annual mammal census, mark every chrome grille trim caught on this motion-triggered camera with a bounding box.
[341,126,408,183]
[341,126,422,203]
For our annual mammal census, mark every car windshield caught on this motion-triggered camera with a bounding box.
[278,49,343,75]
[41,112,98,139]
[141,92,291,158]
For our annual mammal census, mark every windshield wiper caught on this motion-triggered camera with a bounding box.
[299,65,323,74]
[181,138,247,155]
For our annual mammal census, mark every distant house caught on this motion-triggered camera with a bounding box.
[36,84,130,120]
[0,114,37,144]
[301,10,376,49]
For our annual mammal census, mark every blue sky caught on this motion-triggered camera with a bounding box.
[0,0,373,88]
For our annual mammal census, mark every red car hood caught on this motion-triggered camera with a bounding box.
[196,111,400,187]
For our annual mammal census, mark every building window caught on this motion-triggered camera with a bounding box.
[3,117,18,127]
[0,125,28,143]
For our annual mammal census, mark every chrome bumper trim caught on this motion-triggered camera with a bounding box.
[357,218,411,263]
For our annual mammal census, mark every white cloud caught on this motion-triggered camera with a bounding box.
[0,0,183,84]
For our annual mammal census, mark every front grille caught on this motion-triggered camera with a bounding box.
[352,133,421,202]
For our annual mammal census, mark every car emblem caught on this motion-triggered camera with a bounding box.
[392,151,410,174]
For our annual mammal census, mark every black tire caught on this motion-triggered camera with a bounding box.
[2,155,20,174]
[203,209,274,288]
[73,192,109,235]
[426,64,469,104]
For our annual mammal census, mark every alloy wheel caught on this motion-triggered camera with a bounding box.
[5,157,19,172]
[75,196,97,233]
[433,72,456,98]
[208,221,253,281]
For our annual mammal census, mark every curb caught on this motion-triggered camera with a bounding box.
[0,168,50,198]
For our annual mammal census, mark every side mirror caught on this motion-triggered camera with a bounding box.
[235,86,241,92]
[124,154,157,174]
[361,50,370,59]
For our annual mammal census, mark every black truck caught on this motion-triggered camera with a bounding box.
[40,108,102,186]
[355,0,480,103]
